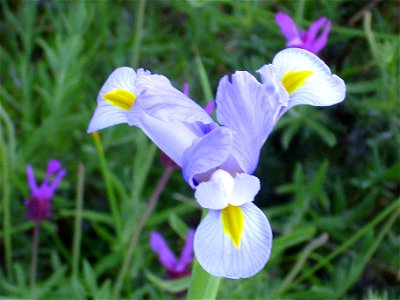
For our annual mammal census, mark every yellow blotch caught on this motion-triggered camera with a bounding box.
[103,89,136,111]
[221,204,244,248]
[282,70,313,94]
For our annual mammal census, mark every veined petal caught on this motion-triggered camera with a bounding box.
[195,169,234,209]
[182,127,233,188]
[137,114,199,167]
[216,71,287,174]
[194,203,273,279]
[269,48,346,109]
[87,67,151,133]
[133,74,215,125]
[230,174,261,206]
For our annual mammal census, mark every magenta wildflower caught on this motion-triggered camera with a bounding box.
[150,229,195,279]
[275,12,331,54]
[25,159,66,223]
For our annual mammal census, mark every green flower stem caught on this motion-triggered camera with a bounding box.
[131,0,146,69]
[187,208,222,300]
[92,132,122,241]
[187,255,222,300]
[113,165,174,297]
[30,222,40,290]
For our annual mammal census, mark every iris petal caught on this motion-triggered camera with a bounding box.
[194,203,273,279]
[182,127,233,188]
[267,48,346,110]
[87,67,150,133]
[230,173,261,206]
[133,74,214,126]
[216,71,287,174]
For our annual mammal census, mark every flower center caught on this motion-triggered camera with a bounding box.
[221,204,244,248]
[282,70,313,94]
[103,89,136,111]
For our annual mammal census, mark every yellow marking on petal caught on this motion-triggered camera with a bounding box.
[103,89,136,111]
[282,70,313,94]
[221,204,244,248]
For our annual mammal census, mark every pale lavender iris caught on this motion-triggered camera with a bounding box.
[129,70,288,188]
[275,12,331,54]
[150,229,195,279]
[25,159,66,222]
[87,48,346,278]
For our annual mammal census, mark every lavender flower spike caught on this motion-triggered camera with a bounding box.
[150,229,195,279]
[25,159,66,223]
[275,12,331,54]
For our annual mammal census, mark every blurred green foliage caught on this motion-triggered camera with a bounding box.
[0,0,399,299]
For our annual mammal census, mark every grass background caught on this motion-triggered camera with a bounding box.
[1,0,399,299]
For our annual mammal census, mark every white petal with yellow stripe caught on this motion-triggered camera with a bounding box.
[87,67,150,133]
[258,48,345,110]
[194,202,272,279]
[194,170,272,279]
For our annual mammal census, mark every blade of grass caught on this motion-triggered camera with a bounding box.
[72,163,85,278]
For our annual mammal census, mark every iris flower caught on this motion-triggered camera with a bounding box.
[88,48,345,279]
[150,229,195,279]
[25,159,66,223]
[275,12,331,54]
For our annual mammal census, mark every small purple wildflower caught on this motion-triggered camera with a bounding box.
[275,12,331,54]
[25,159,66,223]
[150,229,195,279]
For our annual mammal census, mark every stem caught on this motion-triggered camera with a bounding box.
[30,222,40,289]
[131,0,146,68]
[113,165,174,297]
[92,132,122,241]
[186,257,222,300]
[72,163,85,278]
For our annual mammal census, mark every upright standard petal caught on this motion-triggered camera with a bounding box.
[88,67,150,133]
[260,48,345,111]
[194,202,272,279]
[216,71,288,174]
[182,127,233,188]
[194,169,234,209]
[132,74,214,126]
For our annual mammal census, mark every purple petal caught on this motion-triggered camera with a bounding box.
[46,160,62,176]
[182,126,233,188]
[26,165,38,194]
[182,82,190,97]
[310,20,331,54]
[203,100,216,115]
[175,229,195,272]
[216,70,287,174]
[275,12,301,44]
[131,74,214,126]
[150,231,177,271]
[306,17,328,45]
[49,168,66,194]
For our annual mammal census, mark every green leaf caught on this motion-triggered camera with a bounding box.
[145,270,190,293]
